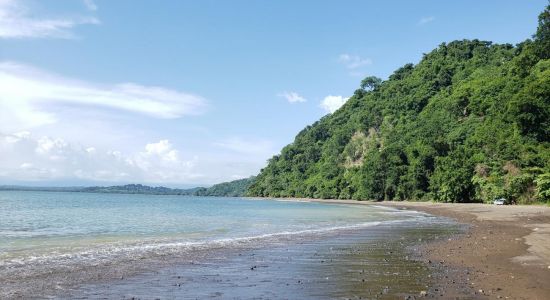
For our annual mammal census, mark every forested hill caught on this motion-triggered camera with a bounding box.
[248,6,550,203]
[0,178,256,197]
[0,184,199,195]
[195,176,256,197]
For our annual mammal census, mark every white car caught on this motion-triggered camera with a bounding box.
[493,198,506,205]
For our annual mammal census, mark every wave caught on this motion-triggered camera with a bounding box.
[0,217,426,272]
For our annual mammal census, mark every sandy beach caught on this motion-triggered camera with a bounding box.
[303,199,550,299]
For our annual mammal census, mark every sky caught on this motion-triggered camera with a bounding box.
[0,0,546,187]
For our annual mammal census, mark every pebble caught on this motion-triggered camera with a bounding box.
[419,290,427,296]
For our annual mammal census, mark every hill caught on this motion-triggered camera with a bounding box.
[194,176,256,197]
[0,184,199,195]
[248,6,550,203]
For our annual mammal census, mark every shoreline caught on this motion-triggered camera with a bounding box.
[287,198,550,299]
[64,213,459,299]
[3,195,549,298]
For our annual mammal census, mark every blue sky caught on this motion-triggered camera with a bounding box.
[0,0,546,187]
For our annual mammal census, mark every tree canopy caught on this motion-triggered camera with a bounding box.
[247,5,550,203]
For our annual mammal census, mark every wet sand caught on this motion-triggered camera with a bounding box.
[305,200,550,299]
[66,217,460,299]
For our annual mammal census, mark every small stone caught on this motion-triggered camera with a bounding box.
[478,289,484,294]
[420,290,427,296]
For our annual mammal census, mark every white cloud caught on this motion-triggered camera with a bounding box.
[320,95,349,114]
[83,0,98,11]
[278,91,307,103]
[0,132,201,183]
[0,0,99,39]
[338,54,372,69]
[418,16,435,25]
[0,62,207,132]
[0,132,274,185]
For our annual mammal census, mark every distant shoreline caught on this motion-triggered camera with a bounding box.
[0,176,255,197]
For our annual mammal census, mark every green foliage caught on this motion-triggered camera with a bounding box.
[430,148,475,203]
[535,173,550,203]
[360,76,382,91]
[195,177,256,197]
[534,4,550,59]
[248,6,550,203]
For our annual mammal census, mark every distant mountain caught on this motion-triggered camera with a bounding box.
[0,184,199,195]
[80,184,199,195]
[0,179,256,197]
[0,186,84,192]
[248,6,550,204]
[194,176,256,197]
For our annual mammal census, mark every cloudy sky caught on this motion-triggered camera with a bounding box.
[0,0,545,187]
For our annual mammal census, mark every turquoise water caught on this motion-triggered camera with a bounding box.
[0,191,443,298]
[0,191,432,282]
[0,191,416,265]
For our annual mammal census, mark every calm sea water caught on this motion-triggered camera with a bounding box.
[0,191,444,298]
[0,191,417,265]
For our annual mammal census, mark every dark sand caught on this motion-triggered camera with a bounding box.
[65,217,461,299]
[306,200,550,300]
[385,202,550,300]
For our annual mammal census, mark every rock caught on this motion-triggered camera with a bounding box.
[478,289,484,294]
[419,290,427,296]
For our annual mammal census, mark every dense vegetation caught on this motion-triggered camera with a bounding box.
[248,6,550,204]
[194,176,256,197]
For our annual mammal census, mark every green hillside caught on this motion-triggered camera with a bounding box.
[194,176,256,197]
[248,6,550,203]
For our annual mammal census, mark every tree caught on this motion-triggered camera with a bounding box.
[534,4,550,58]
[247,5,550,203]
[535,173,550,202]
[360,76,382,91]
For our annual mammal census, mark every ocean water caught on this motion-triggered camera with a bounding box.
[0,191,454,298]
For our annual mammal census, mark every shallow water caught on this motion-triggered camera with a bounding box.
[0,191,459,299]
[70,221,458,299]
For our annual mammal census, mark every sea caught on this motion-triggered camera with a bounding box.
[0,191,460,299]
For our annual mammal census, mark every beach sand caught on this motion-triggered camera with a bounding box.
[306,199,550,299]
[66,216,460,299]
